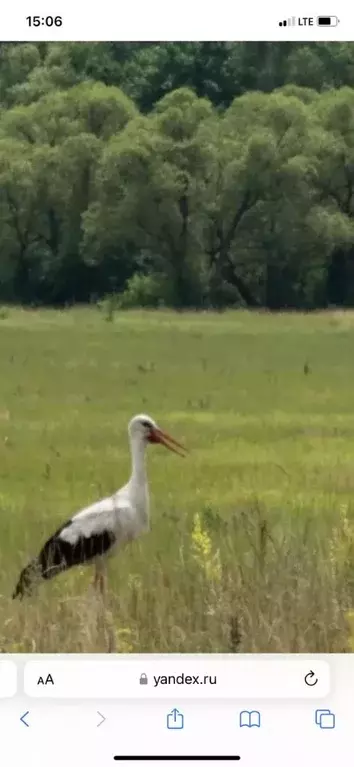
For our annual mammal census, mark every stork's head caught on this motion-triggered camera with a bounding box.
[128,414,187,456]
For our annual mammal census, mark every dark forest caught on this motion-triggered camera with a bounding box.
[1,41,354,309]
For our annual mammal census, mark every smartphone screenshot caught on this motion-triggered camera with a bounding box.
[0,1,353,764]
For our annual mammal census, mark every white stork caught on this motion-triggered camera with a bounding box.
[13,414,187,599]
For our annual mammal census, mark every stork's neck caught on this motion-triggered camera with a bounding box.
[129,434,148,488]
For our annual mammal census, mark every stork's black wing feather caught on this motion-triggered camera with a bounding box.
[13,518,116,599]
[39,519,116,576]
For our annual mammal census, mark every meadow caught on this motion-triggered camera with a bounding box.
[0,307,354,653]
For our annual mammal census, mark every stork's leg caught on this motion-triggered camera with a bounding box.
[99,565,108,599]
[93,559,116,652]
[93,564,99,591]
[93,559,107,598]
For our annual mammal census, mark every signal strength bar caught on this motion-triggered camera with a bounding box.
[279,17,296,26]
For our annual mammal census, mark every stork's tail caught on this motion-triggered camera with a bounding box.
[12,560,41,599]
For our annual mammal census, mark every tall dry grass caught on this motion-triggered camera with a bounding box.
[0,307,353,652]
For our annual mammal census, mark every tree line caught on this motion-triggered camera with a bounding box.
[1,41,354,309]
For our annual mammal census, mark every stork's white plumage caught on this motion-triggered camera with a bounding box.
[13,414,186,599]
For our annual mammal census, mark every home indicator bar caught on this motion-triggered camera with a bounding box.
[113,758,241,762]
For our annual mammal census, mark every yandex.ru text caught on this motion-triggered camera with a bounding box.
[153,673,217,687]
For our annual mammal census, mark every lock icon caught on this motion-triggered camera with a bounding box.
[139,673,148,685]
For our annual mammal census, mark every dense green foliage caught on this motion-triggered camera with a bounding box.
[1,42,354,308]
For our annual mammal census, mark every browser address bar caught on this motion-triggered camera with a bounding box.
[24,659,330,699]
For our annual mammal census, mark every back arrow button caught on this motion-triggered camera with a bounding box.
[20,711,30,727]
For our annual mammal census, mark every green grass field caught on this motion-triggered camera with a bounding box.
[1,307,354,653]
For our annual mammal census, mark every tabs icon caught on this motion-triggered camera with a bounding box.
[315,709,336,729]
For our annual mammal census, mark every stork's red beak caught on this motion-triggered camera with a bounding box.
[149,427,187,457]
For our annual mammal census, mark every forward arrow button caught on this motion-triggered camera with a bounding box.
[97,711,106,727]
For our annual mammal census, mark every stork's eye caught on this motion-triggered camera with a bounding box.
[141,420,151,429]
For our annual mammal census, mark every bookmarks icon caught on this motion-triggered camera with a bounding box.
[239,710,261,727]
